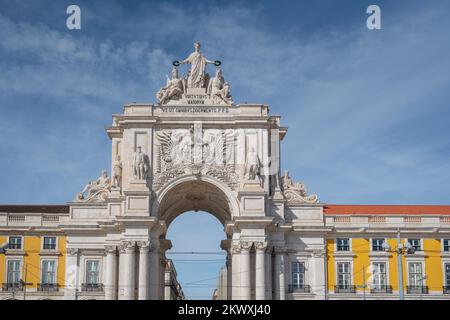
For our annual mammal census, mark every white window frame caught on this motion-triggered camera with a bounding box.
[444,262,450,288]
[7,236,23,250]
[407,238,423,252]
[335,260,353,289]
[442,239,450,252]
[40,258,58,285]
[291,261,306,287]
[83,259,102,285]
[369,254,391,289]
[406,261,425,287]
[41,236,58,251]
[371,262,388,289]
[370,238,386,252]
[5,258,23,284]
[288,255,309,289]
[335,238,351,252]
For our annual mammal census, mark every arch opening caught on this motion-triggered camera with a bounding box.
[156,177,234,300]
[156,177,234,228]
[165,211,227,300]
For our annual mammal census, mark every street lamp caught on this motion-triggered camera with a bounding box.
[380,229,415,300]
[0,242,8,254]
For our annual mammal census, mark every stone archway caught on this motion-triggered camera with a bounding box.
[154,174,238,225]
[153,175,236,300]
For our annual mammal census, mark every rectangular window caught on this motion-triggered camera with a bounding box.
[41,260,56,284]
[43,237,57,250]
[336,238,350,251]
[443,239,450,252]
[7,260,21,284]
[86,260,100,284]
[408,262,423,287]
[8,236,22,250]
[372,262,387,289]
[372,238,385,252]
[337,262,351,288]
[408,239,421,251]
[291,262,305,287]
[445,264,450,287]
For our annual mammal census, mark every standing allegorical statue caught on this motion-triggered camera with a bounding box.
[156,66,184,104]
[112,154,122,188]
[133,146,148,180]
[245,147,261,180]
[180,41,215,88]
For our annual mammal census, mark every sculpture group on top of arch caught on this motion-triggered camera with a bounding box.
[156,41,233,106]
[73,42,319,205]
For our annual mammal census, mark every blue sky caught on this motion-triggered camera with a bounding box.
[1,0,450,299]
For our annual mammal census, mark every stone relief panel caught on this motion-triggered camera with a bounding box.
[153,127,238,192]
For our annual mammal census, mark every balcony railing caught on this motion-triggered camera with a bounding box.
[37,283,59,292]
[406,286,429,294]
[334,285,356,294]
[370,285,393,294]
[443,286,450,294]
[81,283,104,292]
[288,284,311,293]
[2,282,24,292]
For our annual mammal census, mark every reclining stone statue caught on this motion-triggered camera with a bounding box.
[76,170,111,202]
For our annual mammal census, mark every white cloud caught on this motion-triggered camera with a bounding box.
[0,3,449,206]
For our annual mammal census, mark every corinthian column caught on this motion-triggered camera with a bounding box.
[148,241,161,300]
[240,241,252,300]
[274,246,286,300]
[104,246,118,300]
[137,241,150,300]
[255,241,267,300]
[118,241,136,300]
[265,245,273,300]
[231,243,241,300]
[64,248,79,300]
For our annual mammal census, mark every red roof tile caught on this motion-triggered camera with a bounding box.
[324,204,450,215]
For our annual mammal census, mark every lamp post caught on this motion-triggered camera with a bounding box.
[381,229,416,300]
[396,230,405,300]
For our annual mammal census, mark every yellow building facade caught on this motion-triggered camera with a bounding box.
[2,204,450,300]
[325,205,450,299]
[0,205,67,299]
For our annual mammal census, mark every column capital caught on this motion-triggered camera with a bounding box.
[118,241,135,253]
[137,241,151,252]
[67,248,79,256]
[105,246,117,255]
[312,249,325,258]
[240,241,252,252]
[255,241,268,251]
[231,243,241,254]
[274,245,287,254]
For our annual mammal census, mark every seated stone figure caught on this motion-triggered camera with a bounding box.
[77,170,111,201]
[282,170,306,193]
[156,67,184,104]
[208,68,233,105]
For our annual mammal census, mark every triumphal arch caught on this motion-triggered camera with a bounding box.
[65,42,325,300]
